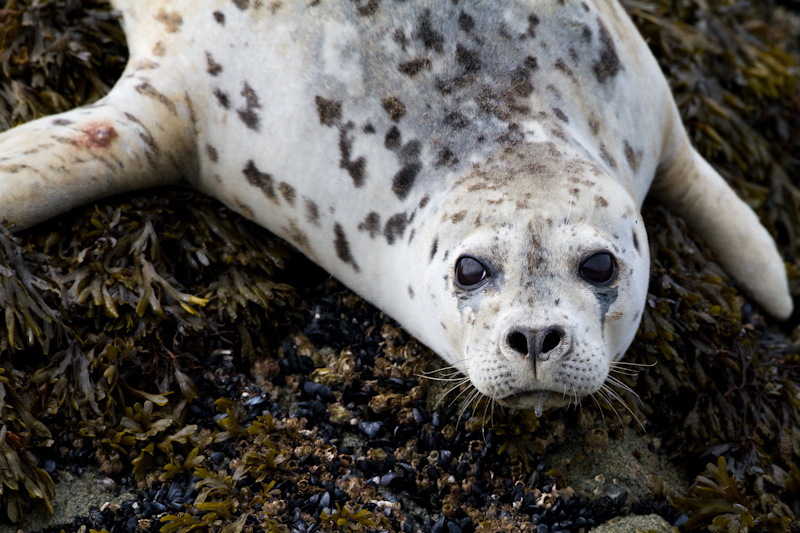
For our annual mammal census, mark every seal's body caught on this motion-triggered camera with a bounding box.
[0,1,791,413]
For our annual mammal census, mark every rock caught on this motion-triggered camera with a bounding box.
[590,513,673,532]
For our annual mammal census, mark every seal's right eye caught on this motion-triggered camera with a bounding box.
[579,251,617,286]
[455,256,488,289]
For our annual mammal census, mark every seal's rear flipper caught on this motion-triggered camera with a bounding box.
[0,74,197,230]
[651,135,793,320]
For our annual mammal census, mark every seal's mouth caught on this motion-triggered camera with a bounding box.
[496,390,571,417]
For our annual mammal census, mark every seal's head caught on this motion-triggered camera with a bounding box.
[422,147,649,415]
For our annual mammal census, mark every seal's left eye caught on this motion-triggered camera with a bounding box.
[580,252,617,285]
[455,256,488,289]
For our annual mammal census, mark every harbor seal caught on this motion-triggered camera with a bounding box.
[0,0,792,415]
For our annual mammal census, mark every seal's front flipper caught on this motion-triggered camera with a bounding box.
[651,136,793,320]
[0,74,197,230]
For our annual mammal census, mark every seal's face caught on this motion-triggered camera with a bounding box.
[427,153,649,415]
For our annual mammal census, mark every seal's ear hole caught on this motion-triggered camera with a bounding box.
[579,251,617,286]
[455,256,488,289]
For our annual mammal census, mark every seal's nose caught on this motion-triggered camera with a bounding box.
[505,325,566,362]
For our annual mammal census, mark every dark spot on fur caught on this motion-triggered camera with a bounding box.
[315,96,342,127]
[363,122,375,134]
[399,56,431,77]
[510,63,536,97]
[237,82,261,131]
[384,213,408,244]
[414,10,444,53]
[599,144,617,169]
[430,238,438,261]
[358,212,381,238]
[456,43,481,72]
[497,123,524,145]
[136,82,177,115]
[242,160,277,201]
[381,96,406,122]
[206,52,223,76]
[184,92,197,128]
[353,0,378,16]
[124,112,159,166]
[435,147,458,167]
[213,11,225,24]
[306,199,320,225]
[206,144,219,162]
[624,140,640,173]
[392,163,421,200]
[451,210,466,223]
[594,195,608,208]
[338,122,366,187]
[233,0,249,10]
[155,9,183,33]
[399,139,421,163]
[459,11,475,32]
[393,28,409,51]
[445,111,470,129]
[527,14,540,38]
[554,58,577,83]
[553,108,568,122]
[53,119,72,126]
[384,126,401,149]
[593,21,622,83]
[419,195,430,208]
[213,88,230,109]
[550,126,567,142]
[588,115,600,135]
[408,286,414,298]
[279,182,296,206]
[0,164,27,173]
[334,223,359,271]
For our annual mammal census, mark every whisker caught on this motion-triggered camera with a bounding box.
[607,366,640,378]
[419,362,466,375]
[481,396,491,444]
[589,391,606,424]
[419,372,469,382]
[605,375,638,396]
[440,378,473,409]
[600,383,645,431]
[458,388,483,423]
[609,360,657,368]
[596,387,624,427]
[433,380,471,410]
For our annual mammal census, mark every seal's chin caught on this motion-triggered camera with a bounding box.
[495,390,572,417]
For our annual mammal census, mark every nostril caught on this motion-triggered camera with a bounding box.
[541,329,562,354]
[507,330,529,355]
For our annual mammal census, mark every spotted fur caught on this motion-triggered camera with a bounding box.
[0,0,792,413]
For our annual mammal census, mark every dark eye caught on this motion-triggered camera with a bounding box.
[579,252,617,285]
[455,256,488,289]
